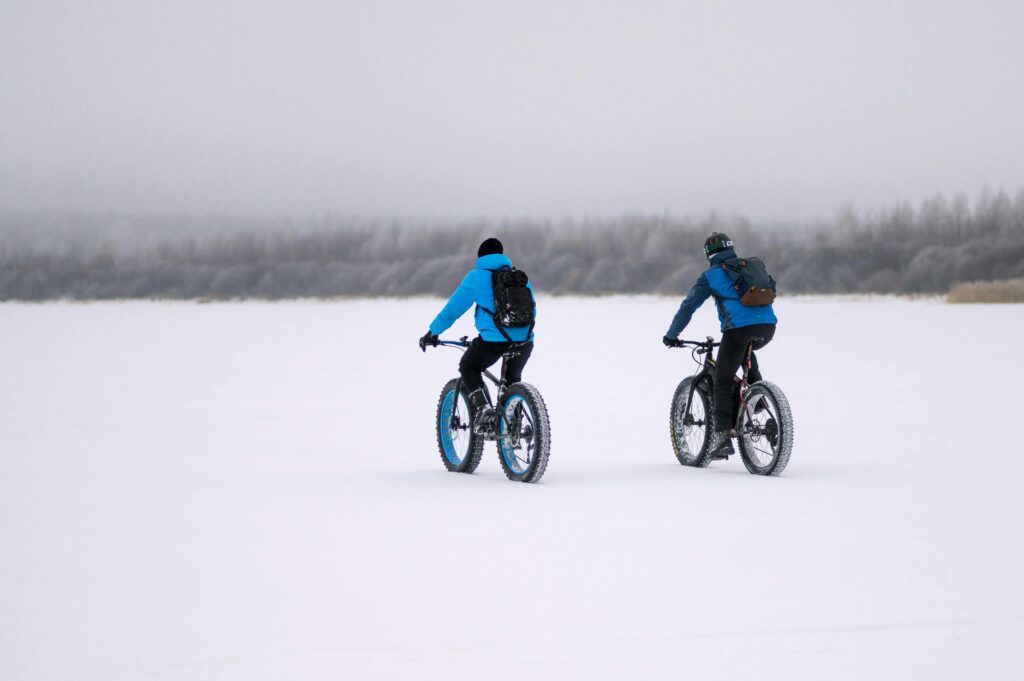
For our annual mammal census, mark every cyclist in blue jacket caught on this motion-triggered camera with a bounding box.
[663,232,777,460]
[419,238,535,429]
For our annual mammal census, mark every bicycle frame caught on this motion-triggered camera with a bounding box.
[437,336,530,437]
[672,336,762,432]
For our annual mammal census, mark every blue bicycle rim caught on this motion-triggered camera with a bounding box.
[499,395,533,475]
[439,389,462,465]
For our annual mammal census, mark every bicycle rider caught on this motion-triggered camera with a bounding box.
[662,233,777,460]
[419,238,536,431]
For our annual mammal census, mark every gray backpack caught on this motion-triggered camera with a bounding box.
[721,257,777,306]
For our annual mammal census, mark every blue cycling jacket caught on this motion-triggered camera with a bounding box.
[429,253,536,342]
[666,248,777,337]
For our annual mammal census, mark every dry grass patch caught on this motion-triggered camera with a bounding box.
[947,279,1024,303]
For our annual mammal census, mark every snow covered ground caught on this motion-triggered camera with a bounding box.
[2,296,1022,680]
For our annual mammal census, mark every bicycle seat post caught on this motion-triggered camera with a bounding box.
[743,337,764,383]
[500,343,525,389]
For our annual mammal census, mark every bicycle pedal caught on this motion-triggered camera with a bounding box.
[472,408,496,435]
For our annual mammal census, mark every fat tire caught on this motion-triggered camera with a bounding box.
[737,381,793,476]
[670,377,711,467]
[435,378,484,473]
[496,382,551,483]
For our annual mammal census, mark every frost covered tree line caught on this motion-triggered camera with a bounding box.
[1,190,1022,300]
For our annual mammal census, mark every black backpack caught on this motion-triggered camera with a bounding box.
[720,257,777,306]
[481,266,535,341]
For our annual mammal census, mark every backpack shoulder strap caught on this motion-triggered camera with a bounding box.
[719,257,744,281]
[475,266,501,315]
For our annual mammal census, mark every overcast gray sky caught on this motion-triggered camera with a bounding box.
[1,0,1022,221]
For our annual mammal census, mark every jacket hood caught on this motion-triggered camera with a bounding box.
[476,253,513,270]
[709,248,737,266]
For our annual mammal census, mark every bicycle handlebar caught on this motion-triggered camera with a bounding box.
[669,337,720,353]
[429,336,527,352]
[436,336,470,349]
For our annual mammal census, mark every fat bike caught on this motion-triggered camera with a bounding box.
[427,337,551,483]
[668,337,793,476]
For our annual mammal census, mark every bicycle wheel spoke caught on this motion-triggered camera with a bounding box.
[753,439,772,463]
[500,395,536,473]
[680,390,707,459]
[491,385,550,482]
[703,382,792,477]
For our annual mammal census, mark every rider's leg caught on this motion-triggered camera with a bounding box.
[706,332,743,459]
[713,331,747,434]
[503,342,533,384]
[459,338,504,431]
[747,352,762,384]
[458,338,502,394]
[745,324,776,384]
[716,324,776,412]
[709,324,774,459]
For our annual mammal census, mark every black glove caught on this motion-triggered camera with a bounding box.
[419,331,439,352]
[663,336,681,348]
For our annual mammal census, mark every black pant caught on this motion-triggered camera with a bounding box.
[459,337,533,394]
[713,323,775,432]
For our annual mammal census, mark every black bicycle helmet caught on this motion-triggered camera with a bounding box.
[703,232,734,259]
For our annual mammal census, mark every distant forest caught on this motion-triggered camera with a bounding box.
[2,190,1023,300]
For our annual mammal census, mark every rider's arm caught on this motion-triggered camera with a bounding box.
[429,273,476,336]
[665,273,711,338]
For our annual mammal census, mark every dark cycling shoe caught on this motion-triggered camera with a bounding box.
[467,388,495,435]
[707,431,734,460]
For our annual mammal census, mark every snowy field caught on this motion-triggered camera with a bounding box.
[2,296,1022,680]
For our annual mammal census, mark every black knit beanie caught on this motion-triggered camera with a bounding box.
[477,238,503,257]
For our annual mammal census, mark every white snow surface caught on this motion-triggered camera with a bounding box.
[1,296,1022,680]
